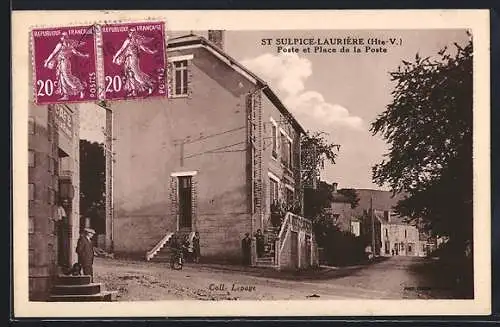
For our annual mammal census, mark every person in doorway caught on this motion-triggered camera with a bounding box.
[255,229,265,258]
[55,199,69,268]
[76,227,95,281]
[192,232,201,263]
[241,233,252,266]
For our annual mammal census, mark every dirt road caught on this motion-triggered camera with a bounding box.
[94,256,459,301]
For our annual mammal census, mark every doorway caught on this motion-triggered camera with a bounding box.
[178,176,193,230]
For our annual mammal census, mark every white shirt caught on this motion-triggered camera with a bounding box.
[54,206,66,221]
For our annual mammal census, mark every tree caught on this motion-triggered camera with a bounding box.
[80,140,106,235]
[337,188,360,209]
[300,131,340,189]
[371,36,473,254]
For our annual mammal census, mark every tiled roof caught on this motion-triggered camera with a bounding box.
[331,192,350,203]
[373,210,410,225]
[167,34,306,134]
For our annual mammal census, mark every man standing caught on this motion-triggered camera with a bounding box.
[241,233,251,266]
[76,227,95,281]
[255,229,265,258]
[192,232,201,263]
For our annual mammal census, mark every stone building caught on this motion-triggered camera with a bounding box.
[28,102,80,300]
[111,31,318,268]
[375,210,427,257]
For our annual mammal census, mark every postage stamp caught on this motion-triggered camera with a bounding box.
[31,25,98,105]
[13,10,491,318]
[101,21,167,101]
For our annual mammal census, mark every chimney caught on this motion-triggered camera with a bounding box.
[384,210,390,222]
[208,30,225,50]
[332,182,338,193]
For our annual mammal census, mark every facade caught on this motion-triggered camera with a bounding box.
[375,210,427,257]
[28,102,80,300]
[112,32,314,265]
[328,183,359,234]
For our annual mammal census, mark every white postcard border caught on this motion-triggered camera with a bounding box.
[12,9,491,317]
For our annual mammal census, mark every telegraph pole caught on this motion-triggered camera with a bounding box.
[98,100,114,252]
[371,196,375,257]
[173,138,186,167]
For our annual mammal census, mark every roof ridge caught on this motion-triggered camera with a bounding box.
[167,32,306,135]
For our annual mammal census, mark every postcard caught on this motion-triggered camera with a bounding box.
[12,9,491,317]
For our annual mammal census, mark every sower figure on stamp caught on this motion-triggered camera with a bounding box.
[43,31,89,100]
[76,227,95,281]
[241,233,252,266]
[112,28,157,97]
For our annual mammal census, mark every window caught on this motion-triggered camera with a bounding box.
[29,183,35,201]
[385,228,388,237]
[405,229,407,238]
[29,216,34,234]
[28,117,35,134]
[285,187,294,206]
[48,188,56,205]
[173,60,188,96]
[271,124,278,158]
[48,157,55,174]
[269,178,279,206]
[28,150,35,167]
[280,130,293,169]
[47,123,53,141]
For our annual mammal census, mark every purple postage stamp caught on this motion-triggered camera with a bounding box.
[32,26,98,105]
[101,21,167,101]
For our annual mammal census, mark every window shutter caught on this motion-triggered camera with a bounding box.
[167,62,174,98]
[191,176,197,230]
[187,59,193,98]
[169,176,179,226]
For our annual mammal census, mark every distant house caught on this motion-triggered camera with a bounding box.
[374,210,427,257]
[328,183,356,233]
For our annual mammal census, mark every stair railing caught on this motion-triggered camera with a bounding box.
[145,232,174,261]
[276,212,313,268]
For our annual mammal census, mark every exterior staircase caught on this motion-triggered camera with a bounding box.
[255,212,318,270]
[49,275,114,302]
[146,231,195,262]
[255,226,279,268]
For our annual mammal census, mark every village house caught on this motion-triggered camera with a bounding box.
[111,31,318,269]
[327,182,361,236]
[374,210,427,257]
[28,102,81,300]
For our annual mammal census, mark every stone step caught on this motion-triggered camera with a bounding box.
[150,256,171,262]
[52,283,102,296]
[56,275,93,285]
[49,291,113,302]
[256,257,274,263]
[255,263,276,268]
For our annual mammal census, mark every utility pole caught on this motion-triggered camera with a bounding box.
[371,196,376,257]
[173,138,187,167]
[98,101,114,253]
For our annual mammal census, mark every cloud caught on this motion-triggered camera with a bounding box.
[242,53,312,95]
[241,53,363,130]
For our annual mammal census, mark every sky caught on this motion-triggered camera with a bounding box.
[79,29,469,190]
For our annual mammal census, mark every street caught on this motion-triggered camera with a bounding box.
[93,255,461,301]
